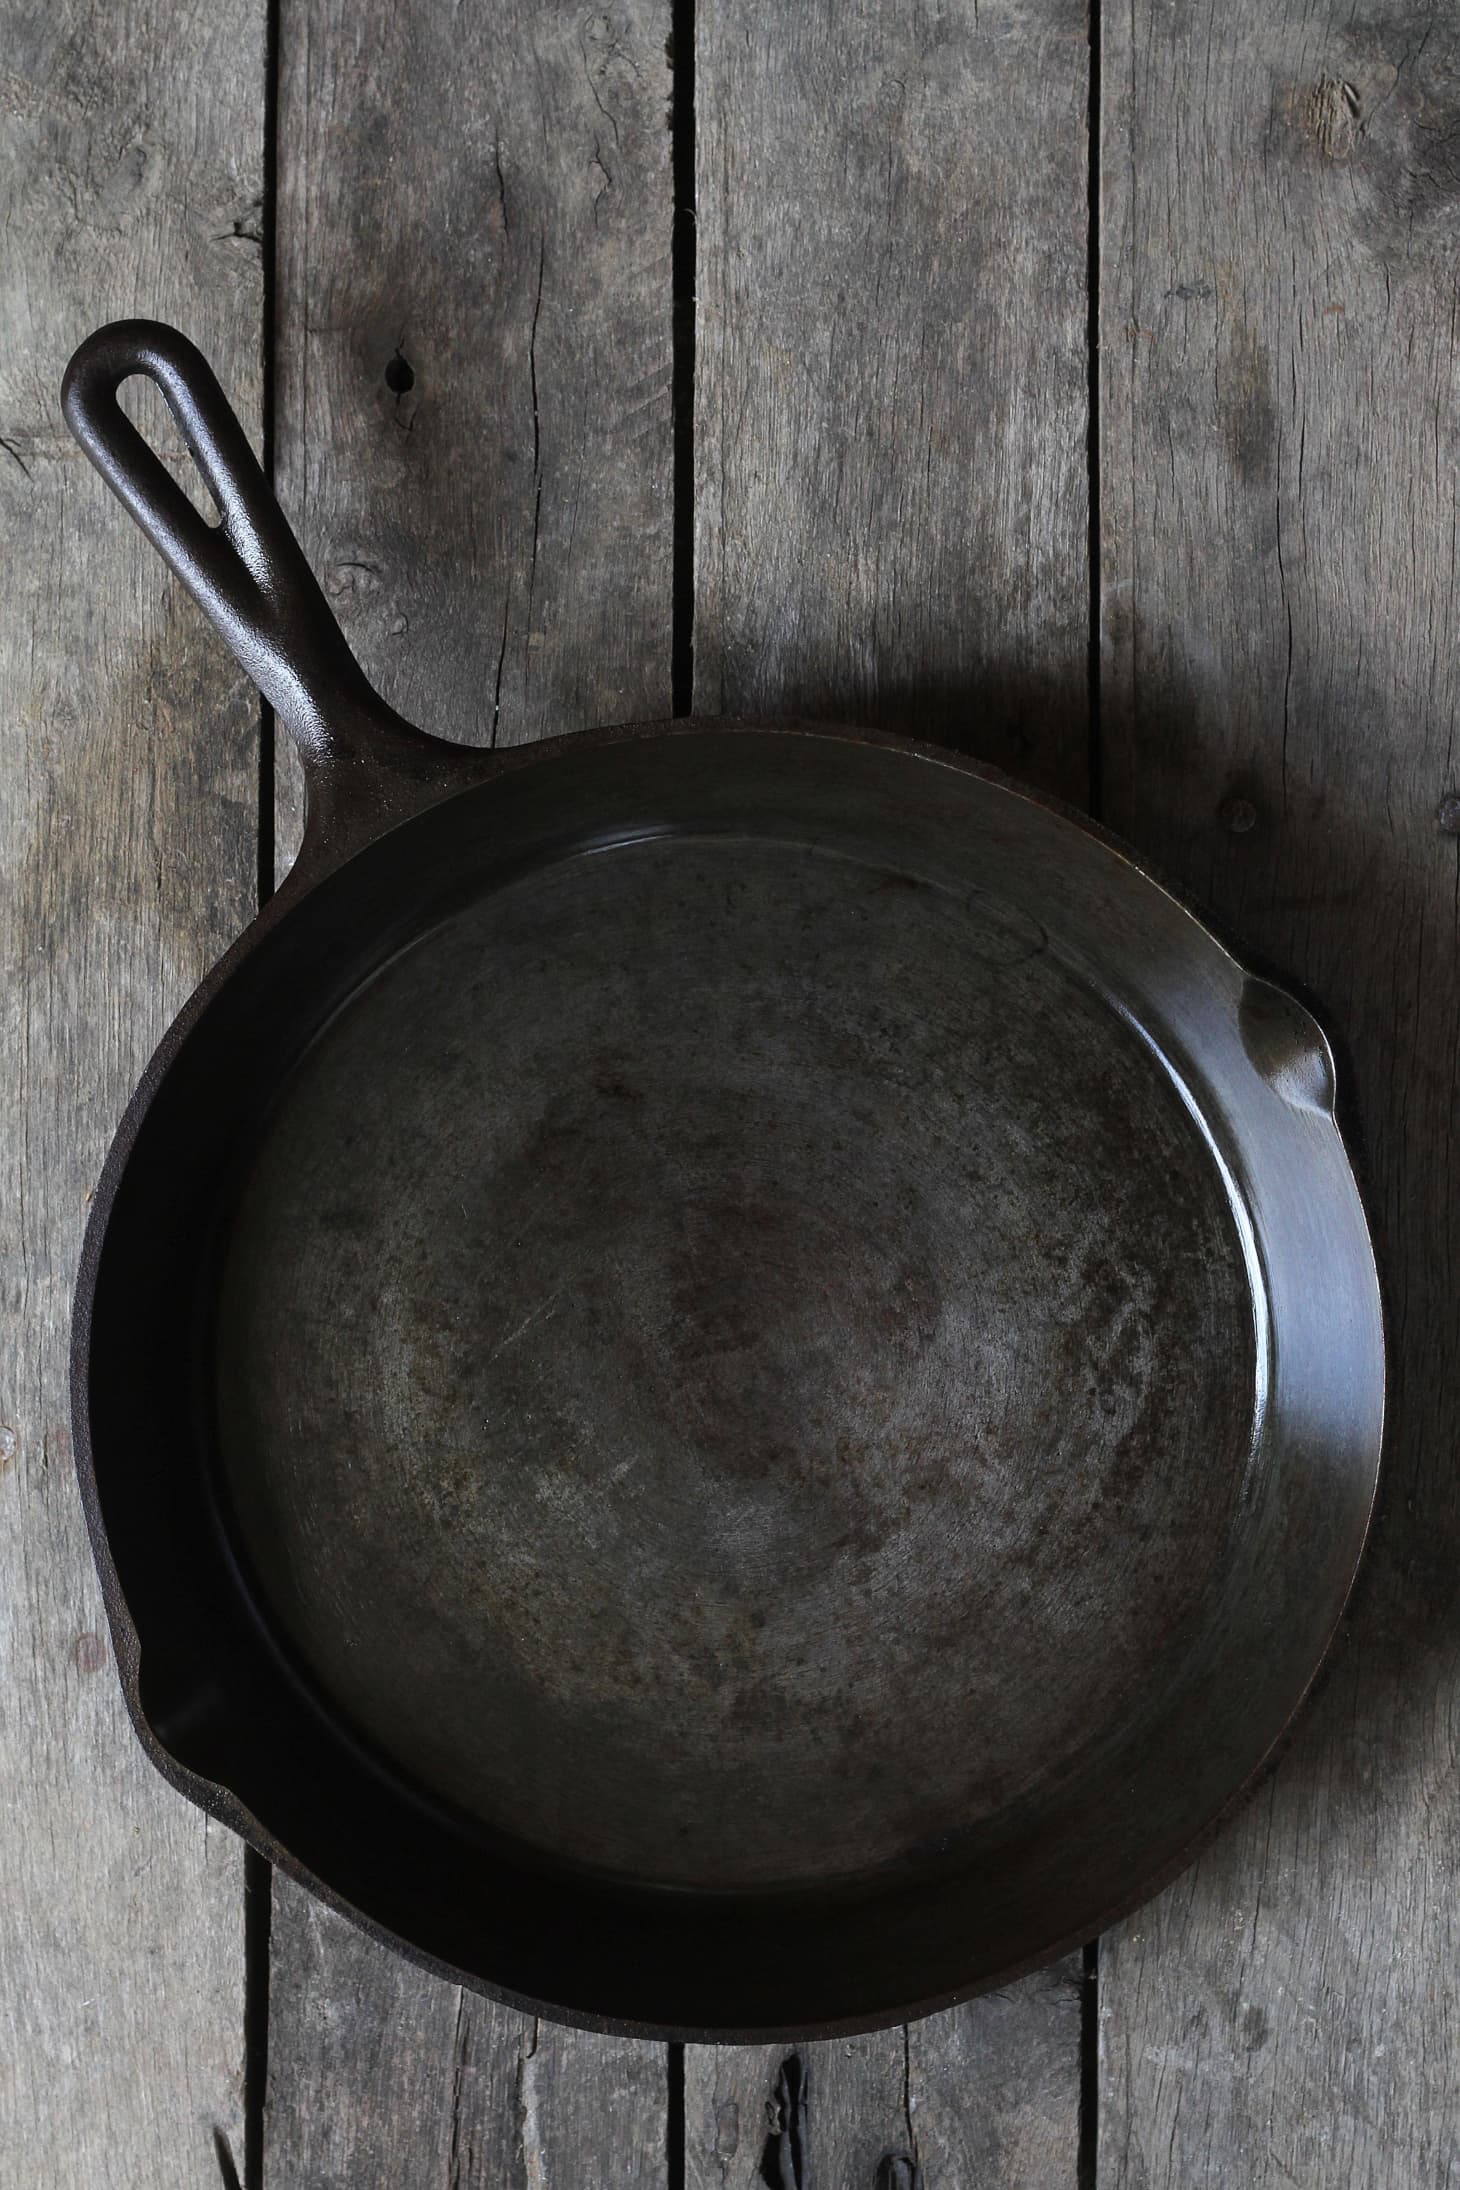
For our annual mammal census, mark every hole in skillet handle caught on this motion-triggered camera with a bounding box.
[116,373,227,528]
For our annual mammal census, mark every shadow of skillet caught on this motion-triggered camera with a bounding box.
[731,657,1094,806]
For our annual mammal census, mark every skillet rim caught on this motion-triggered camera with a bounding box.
[69,711,1388,2039]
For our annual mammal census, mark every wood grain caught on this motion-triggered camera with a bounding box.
[688,0,1090,2177]
[264,0,674,2177]
[687,1966,1085,2189]
[273,0,676,869]
[1099,5,1460,2183]
[0,0,263,2180]
[266,1886,669,2189]
[694,0,1091,792]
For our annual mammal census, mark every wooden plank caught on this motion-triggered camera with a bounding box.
[0,1,263,2182]
[264,0,674,2177]
[693,0,1091,792]
[273,0,676,869]
[688,0,1090,2175]
[1100,6,1460,2184]
[685,2042,904,2190]
[266,1886,669,2188]
[262,1888,459,2186]
[687,1966,1085,2189]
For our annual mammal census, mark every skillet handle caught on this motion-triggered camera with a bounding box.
[62,320,470,857]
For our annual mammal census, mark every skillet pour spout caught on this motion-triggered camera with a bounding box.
[62,320,1384,2039]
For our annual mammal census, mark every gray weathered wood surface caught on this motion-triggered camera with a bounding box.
[685,1967,1085,2190]
[272,0,676,872]
[1098,6,1460,2184]
[684,1,1090,2177]
[0,0,263,2181]
[263,0,674,2179]
[694,0,1091,788]
[266,1890,669,2189]
[11,0,1457,2179]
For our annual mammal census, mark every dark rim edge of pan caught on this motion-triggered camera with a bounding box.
[69,710,1389,2041]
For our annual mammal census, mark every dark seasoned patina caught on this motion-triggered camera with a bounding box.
[63,321,1384,2038]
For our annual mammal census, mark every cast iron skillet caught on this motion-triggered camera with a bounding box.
[63,319,1384,2040]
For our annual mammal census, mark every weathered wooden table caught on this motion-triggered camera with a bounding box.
[4,0,1456,2182]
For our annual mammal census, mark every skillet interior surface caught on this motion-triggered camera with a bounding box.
[216,822,1257,1890]
[83,724,1384,2030]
